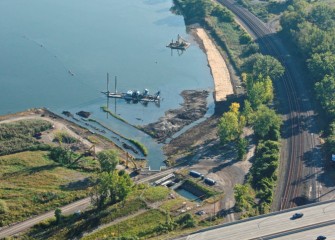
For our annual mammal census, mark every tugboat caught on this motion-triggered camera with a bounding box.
[166,34,190,50]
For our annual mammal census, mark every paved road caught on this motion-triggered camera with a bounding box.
[0,169,178,238]
[0,198,90,238]
[182,200,335,240]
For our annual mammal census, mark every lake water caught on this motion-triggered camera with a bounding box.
[0,0,214,169]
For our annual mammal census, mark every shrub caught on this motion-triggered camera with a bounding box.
[0,200,8,214]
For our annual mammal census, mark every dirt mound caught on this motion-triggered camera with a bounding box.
[140,90,209,143]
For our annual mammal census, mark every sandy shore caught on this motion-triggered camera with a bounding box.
[194,28,234,101]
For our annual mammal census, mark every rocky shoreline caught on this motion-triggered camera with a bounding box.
[139,90,209,143]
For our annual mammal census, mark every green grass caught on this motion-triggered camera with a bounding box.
[206,16,249,69]
[183,179,217,198]
[27,197,148,240]
[0,119,52,156]
[128,139,148,156]
[160,197,189,212]
[0,151,92,226]
[142,186,170,203]
[101,106,127,123]
[83,209,166,240]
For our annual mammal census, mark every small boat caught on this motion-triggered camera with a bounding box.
[166,34,190,50]
[68,70,74,76]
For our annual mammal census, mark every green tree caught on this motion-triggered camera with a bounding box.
[49,147,73,165]
[253,105,282,139]
[307,52,335,81]
[54,208,62,224]
[177,213,197,228]
[97,150,119,173]
[234,184,254,212]
[242,54,284,80]
[237,137,248,160]
[315,75,335,118]
[212,4,234,22]
[242,100,254,124]
[93,171,133,207]
[252,55,285,80]
[247,76,274,109]
[218,103,245,144]
[309,4,335,31]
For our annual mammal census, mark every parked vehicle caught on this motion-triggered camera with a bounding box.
[204,178,216,186]
[196,210,206,216]
[316,236,326,240]
[189,170,204,178]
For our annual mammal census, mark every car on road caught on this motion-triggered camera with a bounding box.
[316,236,326,240]
[290,212,304,220]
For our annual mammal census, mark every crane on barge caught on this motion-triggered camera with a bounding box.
[101,73,160,103]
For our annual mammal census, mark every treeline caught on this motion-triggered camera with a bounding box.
[173,0,284,215]
[221,71,282,215]
[280,0,335,158]
[0,120,52,155]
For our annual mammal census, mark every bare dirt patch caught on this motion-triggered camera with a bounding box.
[140,90,209,143]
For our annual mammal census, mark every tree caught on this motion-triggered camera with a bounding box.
[49,147,73,165]
[92,171,133,207]
[241,42,260,57]
[218,103,245,144]
[234,184,254,212]
[54,208,62,224]
[242,54,284,80]
[309,4,335,31]
[242,100,254,124]
[315,75,335,118]
[237,137,248,160]
[307,52,335,81]
[253,105,282,139]
[247,76,274,109]
[252,55,285,81]
[177,213,197,228]
[97,150,119,173]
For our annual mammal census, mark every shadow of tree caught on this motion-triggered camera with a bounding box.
[1,164,58,180]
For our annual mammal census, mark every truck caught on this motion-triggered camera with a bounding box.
[189,170,204,179]
[204,178,216,186]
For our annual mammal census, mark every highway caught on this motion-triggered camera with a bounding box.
[183,200,335,240]
[0,168,178,238]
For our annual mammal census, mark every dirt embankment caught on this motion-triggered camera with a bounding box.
[140,90,209,143]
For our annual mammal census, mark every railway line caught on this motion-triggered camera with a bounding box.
[217,0,319,209]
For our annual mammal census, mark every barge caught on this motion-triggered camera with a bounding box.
[166,34,190,50]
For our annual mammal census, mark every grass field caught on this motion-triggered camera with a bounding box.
[0,151,92,226]
[83,209,166,240]
[142,186,170,203]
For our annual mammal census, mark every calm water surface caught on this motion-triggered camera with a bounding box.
[0,0,214,169]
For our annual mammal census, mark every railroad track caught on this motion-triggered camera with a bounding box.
[217,0,317,209]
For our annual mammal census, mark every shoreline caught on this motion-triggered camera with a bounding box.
[192,28,234,102]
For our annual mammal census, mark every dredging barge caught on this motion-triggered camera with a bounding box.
[101,74,160,103]
[102,89,160,102]
[166,34,190,50]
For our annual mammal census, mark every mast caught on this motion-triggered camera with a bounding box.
[115,76,117,93]
[107,72,109,93]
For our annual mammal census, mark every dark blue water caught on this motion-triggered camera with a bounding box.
[0,0,214,169]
